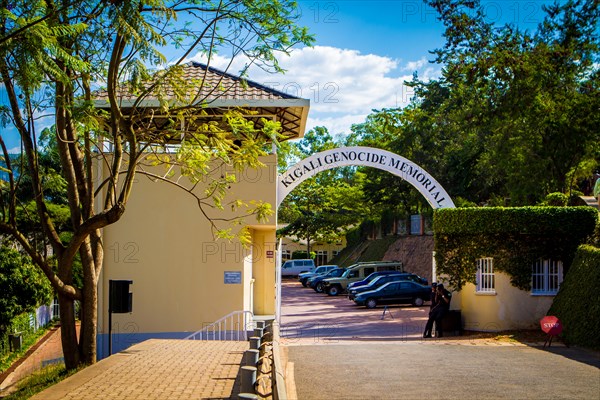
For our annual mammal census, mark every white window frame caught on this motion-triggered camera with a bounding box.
[531,259,563,295]
[476,257,495,294]
[281,250,291,261]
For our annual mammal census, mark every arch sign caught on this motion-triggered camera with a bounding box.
[277,146,455,209]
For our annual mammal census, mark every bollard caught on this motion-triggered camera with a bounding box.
[253,327,264,339]
[249,336,261,350]
[240,366,257,394]
[244,349,260,366]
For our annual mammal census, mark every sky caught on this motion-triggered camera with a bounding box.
[0,0,562,151]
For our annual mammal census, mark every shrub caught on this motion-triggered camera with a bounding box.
[291,250,315,259]
[548,245,600,349]
[433,207,598,290]
[543,192,569,206]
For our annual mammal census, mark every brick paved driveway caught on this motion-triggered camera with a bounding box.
[279,279,430,344]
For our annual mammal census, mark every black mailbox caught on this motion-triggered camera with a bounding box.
[109,280,133,313]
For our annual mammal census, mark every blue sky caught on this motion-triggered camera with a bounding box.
[1,1,564,151]
[197,0,563,137]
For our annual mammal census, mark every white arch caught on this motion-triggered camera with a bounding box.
[277,146,455,209]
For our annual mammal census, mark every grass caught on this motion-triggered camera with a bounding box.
[1,363,76,400]
[0,327,51,374]
[460,329,551,344]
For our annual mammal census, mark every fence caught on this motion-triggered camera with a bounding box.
[0,302,58,360]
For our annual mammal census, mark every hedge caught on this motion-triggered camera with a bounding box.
[433,207,598,290]
[548,245,600,349]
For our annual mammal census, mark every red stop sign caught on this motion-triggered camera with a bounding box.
[540,316,563,335]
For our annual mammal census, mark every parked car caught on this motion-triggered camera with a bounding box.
[281,259,315,277]
[322,261,403,296]
[348,273,424,300]
[353,281,431,308]
[309,268,346,293]
[298,265,338,287]
[347,270,411,290]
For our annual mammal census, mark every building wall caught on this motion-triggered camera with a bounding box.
[457,271,554,331]
[280,237,346,265]
[97,154,277,356]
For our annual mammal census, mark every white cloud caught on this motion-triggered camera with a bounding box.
[306,113,369,136]
[189,46,441,135]
[7,146,21,154]
[403,57,428,72]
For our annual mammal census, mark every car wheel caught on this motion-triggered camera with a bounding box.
[366,298,377,309]
[315,282,325,293]
[328,285,340,296]
[413,297,424,307]
[301,279,308,287]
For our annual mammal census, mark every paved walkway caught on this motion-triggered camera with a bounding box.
[31,339,248,400]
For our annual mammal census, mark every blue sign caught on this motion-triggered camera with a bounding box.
[224,271,242,284]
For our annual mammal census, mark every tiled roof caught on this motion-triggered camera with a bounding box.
[94,62,301,103]
[93,62,309,139]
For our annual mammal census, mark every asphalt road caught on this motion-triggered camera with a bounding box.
[280,280,600,400]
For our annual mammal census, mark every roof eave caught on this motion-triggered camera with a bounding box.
[91,98,310,109]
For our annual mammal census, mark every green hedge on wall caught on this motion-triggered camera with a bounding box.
[433,207,598,290]
[548,245,600,349]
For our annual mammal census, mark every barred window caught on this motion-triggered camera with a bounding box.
[476,258,495,293]
[532,259,563,295]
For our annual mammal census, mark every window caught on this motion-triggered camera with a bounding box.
[281,250,291,261]
[315,250,328,266]
[532,259,563,295]
[476,258,495,294]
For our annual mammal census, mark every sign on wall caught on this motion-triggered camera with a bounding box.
[277,146,455,209]
[224,271,242,284]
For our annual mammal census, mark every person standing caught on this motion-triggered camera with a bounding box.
[423,284,452,338]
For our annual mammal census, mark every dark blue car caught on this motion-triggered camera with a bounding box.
[353,281,432,308]
[348,273,413,300]
[348,270,427,290]
[309,268,346,293]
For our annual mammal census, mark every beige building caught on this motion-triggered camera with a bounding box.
[279,234,346,266]
[446,258,562,331]
[93,63,309,358]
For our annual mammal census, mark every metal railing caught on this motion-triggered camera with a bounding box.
[185,310,254,341]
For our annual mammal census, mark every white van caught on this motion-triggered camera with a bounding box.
[281,259,315,277]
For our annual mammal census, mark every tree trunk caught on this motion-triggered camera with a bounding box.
[58,293,80,369]
[79,277,97,365]
[79,243,99,365]
[58,250,101,369]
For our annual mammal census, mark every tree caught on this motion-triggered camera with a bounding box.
[0,0,313,369]
[0,246,53,332]
[278,127,364,255]
[424,0,600,204]
[351,0,599,208]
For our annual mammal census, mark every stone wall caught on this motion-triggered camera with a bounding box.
[383,235,434,283]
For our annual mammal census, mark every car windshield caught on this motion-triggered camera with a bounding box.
[328,269,345,277]
[341,269,353,278]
